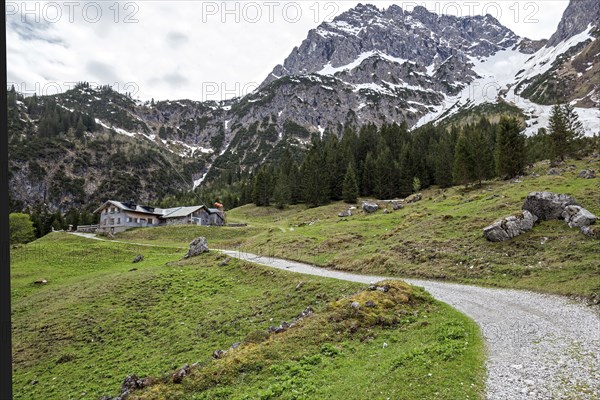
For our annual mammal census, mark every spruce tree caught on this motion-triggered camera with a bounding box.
[301,146,327,207]
[453,132,474,186]
[562,104,584,159]
[273,171,291,209]
[495,117,525,179]
[342,164,359,204]
[252,167,272,206]
[75,116,86,138]
[548,105,568,161]
[470,127,494,185]
[434,133,455,188]
[398,146,413,198]
[288,164,303,204]
[374,147,396,199]
[361,152,376,196]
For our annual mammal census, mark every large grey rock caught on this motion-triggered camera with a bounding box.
[483,211,538,242]
[562,206,597,228]
[578,170,596,179]
[172,364,191,384]
[391,201,404,210]
[184,237,209,258]
[522,192,579,221]
[580,226,599,238]
[405,193,422,204]
[362,202,379,213]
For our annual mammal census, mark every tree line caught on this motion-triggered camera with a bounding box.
[247,109,591,208]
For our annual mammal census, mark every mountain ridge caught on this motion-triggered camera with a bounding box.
[7,0,600,212]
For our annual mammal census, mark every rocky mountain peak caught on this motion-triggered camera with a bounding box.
[547,0,599,47]
[262,2,521,89]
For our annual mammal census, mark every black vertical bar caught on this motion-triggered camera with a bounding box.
[0,0,13,398]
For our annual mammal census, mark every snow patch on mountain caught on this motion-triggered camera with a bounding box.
[318,50,411,76]
[415,25,600,136]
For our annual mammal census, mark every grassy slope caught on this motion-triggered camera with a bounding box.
[119,158,600,299]
[11,234,485,399]
[133,282,484,400]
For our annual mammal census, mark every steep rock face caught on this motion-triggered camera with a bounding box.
[546,0,600,47]
[264,5,520,87]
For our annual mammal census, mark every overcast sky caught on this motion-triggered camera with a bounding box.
[7,0,570,102]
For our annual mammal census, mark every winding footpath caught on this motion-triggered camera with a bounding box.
[220,250,600,400]
[69,233,599,399]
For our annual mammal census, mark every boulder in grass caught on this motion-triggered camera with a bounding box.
[483,211,538,242]
[581,226,599,238]
[362,202,379,213]
[184,237,209,258]
[405,193,422,204]
[578,170,596,179]
[172,364,191,384]
[562,206,597,228]
[391,201,404,210]
[522,192,579,221]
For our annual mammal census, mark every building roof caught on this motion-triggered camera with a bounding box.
[94,200,163,215]
[95,200,224,220]
[161,206,205,219]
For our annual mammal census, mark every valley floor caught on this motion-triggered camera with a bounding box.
[11,233,485,400]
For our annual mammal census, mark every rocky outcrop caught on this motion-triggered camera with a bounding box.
[391,201,404,211]
[578,170,596,179]
[405,193,422,204]
[522,192,579,221]
[581,226,599,238]
[100,375,151,400]
[268,307,313,334]
[362,202,379,213]
[172,364,191,384]
[546,0,599,47]
[184,237,209,258]
[485,192,597,241]
[483,211,538,242]
[562,205,598,228]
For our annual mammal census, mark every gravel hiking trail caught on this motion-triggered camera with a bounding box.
[221,250,600,400]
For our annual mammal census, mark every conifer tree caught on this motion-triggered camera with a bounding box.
[288,164,303,204]
[470,127,494,185]
[398,146,413,198]
[342,164,359,204]
[374,147,396,199]
[547,104,584,161]
[495,117,525,179]
[434,133,455,188]
[75,116,86,138]
[453,132,474,186]
[548,104,568,161]
[252,166,272,206]
[273,170,291,209]
[301,145,327,207]
[360,152,376,196]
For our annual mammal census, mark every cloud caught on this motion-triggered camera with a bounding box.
[167,31,189,48]
[163,72,189,88]
[6,1,571,101]
[86,61,121,85]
